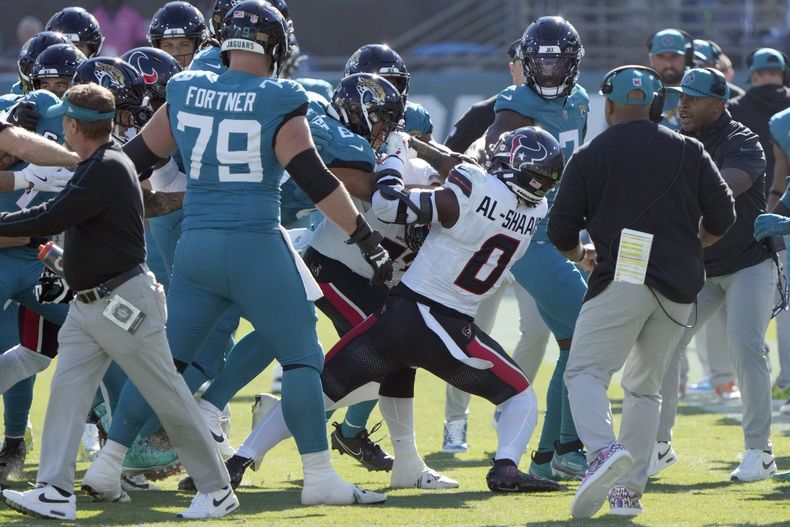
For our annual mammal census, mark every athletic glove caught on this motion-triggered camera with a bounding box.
[7,100,38,131]
[308,120,333,153]
[34,269,73,304]
[13,165,74,193]
[346,215,393,285]
[385,131,417,161]
[754,213,790,241]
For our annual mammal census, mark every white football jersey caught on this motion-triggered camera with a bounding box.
[308,158,440,284]
[402,162,546,317]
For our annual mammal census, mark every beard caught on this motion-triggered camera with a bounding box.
[661,67,684,85]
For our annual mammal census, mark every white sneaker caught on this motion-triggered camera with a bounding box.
[730,449,776,482]
[121,473,161,492]
[79,423,101,462]
[647,441,677,477]
[82,452,130,502]
[442,419,468,454]
[390,457,459,489]
[177,485,239,519]
[198,399,236,460]
[3,484,76,520]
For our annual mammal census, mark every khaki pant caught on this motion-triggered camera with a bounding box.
[565,281,692,494]
[658,259,776,450]
[36,271,229,493]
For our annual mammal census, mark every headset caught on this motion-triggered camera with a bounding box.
[746,48,790,87]
[700,66,729,98]
[646,28,695,69]
[600,65,666,123]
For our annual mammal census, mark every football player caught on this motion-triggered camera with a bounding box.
[483,16,591,482]
[14,31,71,95]
[148,1,208,69]
[44,6,104,59]
[225,126,565,494]
[85,1,392,508]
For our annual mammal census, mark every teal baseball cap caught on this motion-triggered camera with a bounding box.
[42,96,115,121]
[749,48,785,72]
[666,68,729,100]
[649,29,686,55]
[600,66,659,106]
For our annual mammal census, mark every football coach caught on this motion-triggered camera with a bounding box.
[547,66,735,519]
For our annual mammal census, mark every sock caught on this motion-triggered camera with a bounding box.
[340,399,378,438]
[301,450,341,487]
[3,374,34,437]
[102,439,129,463]
[281,367,328,454]
[532,450,553,464]
[536,348,569,452]
[556,439,584,455]
[237,399,291,463]
[495,388,537,466]
[0,345,50,395]
[558,350,580,445]
[379,396,418,460]
[493,458,517,469]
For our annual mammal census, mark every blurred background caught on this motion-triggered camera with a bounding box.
[4,0,790,139]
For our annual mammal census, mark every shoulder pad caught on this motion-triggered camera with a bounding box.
[494,84,538,117]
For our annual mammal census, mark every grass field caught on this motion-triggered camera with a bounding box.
[0,295,788,526]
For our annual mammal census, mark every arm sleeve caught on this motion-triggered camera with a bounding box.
[697,146,737,236]
[0,163,110,236]
[547,155,588,251]
[721,130,766,182]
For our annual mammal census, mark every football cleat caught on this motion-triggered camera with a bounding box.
[0,438,26,481]
[730,449,776,482]
[486,461,560,492]
[571,441,633,519]
[122,437,180,480]
[82,453,130,503]
[330,421,394,472]
[177,485,239,519]
[3,484,76,520]
[391,457,458,489]
[442,419,468,454]
[198,399,236,460]
[178,454,253,492]
[121,473,160,492]
[647,441,677,477]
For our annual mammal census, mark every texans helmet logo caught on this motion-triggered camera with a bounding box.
[126,51,158,85]
[509,135,548,169]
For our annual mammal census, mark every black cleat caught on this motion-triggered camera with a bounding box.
[179,455,252,492]
[177,474,196,492]
[0,439,26,481]
[486,461,561,492]
[330,421,394,472]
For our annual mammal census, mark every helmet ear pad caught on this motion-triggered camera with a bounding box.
[600,65,665,124]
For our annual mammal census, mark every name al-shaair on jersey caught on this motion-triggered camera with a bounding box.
[494,83,587,241]
[310,157,440,284]
[401,163,547,317]
[167,69,308,232]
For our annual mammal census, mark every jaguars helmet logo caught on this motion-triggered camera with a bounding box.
[356,77,386,107]
[94,61,125,89]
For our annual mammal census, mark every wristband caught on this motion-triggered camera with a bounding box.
[12,171,28,191]
[571,246,587,263]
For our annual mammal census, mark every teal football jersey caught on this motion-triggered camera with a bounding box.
[770,108,790,209]
[10,82,22,96]
[188,45,225,74]
[0,90,65,258]
[167,69,309,232]
[0,93,21,112]
[404,101,433,136]
[295,78,334,101]
[494,83,589,240]
[281,93,376,226]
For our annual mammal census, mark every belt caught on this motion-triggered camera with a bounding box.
[75,265,147,303]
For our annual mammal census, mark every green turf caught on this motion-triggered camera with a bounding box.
[0,299,788,526]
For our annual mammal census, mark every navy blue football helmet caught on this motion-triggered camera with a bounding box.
[328,73,405,145]
[121,47,182,109]
[18,31,71,94]
[219,1,289,75]
[45,7,104,58]
[148,2,208,62]
[211,0,291,34]
[73,57,152,127]
[519,16,584,99]
[344,44,410,97]
[31,44,86,96]
[487,126,564,204]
